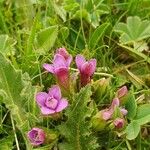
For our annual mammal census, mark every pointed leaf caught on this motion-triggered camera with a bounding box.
[36,26,58,54]
[58,86,98,150]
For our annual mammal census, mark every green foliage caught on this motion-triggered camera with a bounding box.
[89,23,110,50]
[0,53,35,149]
[126,121,140,140]
[0,34,16,55]
[125,92,137,120]
[58,86,98,150]
[0,135,14,150]
[36,26,58,55]
[126,104,150,140]
[114,16,150,44]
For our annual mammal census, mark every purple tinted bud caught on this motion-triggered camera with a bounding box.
[75,54,96,87]
[27,128,45,146]
[36,85,68,115]
[120,108,128,116]
[110,98,120,109]
[43,48,72,89]
[117,86,128,98]
[113,118,125,129]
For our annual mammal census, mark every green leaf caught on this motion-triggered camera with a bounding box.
[126,121,140,140]
[0,53,33,149]
[58,86,98,150]
[36,26,58,54]
[126,104,150,140]
[114,16,150,44]
[52,1,66,22]
[89,23,110,50]
[125,92,137,120]
[135,104,150,119]
[0,34,16,55]
[59,27,69,41]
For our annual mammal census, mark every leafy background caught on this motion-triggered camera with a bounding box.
[0,0,150,150]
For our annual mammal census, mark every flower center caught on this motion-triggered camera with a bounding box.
[33,132,40,142]
[45,97,58,110]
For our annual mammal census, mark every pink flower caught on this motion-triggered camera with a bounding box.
[113,118,125,129]
[36,85,68,115]
[117,86,128,98]
[43,48,72,89]
[102,98,120,120]
[102,98,127,121]
[75,54,96,86]
[27,128,45,146]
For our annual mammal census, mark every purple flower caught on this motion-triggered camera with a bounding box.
[113,118,125,129]
[36,85,68,115]
[27,128,45,146]
[43,48,72,89]
[75,54,96,87]
[117,86,128,98]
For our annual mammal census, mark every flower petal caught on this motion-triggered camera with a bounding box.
[111,98,120,109]
[66,55,72,67]
[117,86,128,98]
[56,98,68,112]
[48,85,61,100]
[43,64,54,73]
[36,92,48,107]
[88,59,96,74]
[102,110,112,120]
[56,48,72,67]
[53,54,67,68]
[81,62,94,76]
[41,107,55,115]
[55,67,69,88]
[120,108,128,116]
[75,54,86,70]
[113,118,125,128]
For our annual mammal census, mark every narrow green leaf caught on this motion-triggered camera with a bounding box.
[89,23,110,49]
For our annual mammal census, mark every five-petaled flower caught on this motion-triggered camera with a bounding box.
[75,54,96,87]
[27,128,45,146]
[36,85,68,115]
[43,48,72,89]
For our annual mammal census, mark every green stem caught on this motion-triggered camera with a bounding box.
[136,131,141,150]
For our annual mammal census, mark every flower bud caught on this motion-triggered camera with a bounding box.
[27,128,45,146]
[117,86,128,98]
[91,111,107,131]
[113,118,125,129]
[92,78,110,102]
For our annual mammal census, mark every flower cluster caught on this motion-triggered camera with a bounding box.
[27,47,129,147]
[92,86,128,130]
[27,48,97,146]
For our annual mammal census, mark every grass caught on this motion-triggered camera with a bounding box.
[0,0,150,150]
